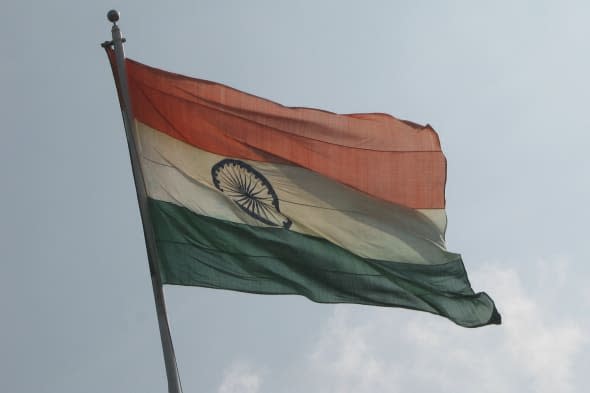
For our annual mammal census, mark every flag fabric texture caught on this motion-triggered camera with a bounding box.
[113,53,500,328]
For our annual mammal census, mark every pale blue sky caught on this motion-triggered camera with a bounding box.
[1,1,589,392]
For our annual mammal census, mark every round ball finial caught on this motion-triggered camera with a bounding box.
[107,9,120,23]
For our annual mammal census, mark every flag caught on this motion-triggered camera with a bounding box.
[113,52,500,328]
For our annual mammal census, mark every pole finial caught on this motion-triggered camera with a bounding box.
[107,9,120,24]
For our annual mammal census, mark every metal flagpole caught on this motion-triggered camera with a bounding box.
[102,10,183,393]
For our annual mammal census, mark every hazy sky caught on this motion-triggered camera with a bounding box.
[2,1,590,392]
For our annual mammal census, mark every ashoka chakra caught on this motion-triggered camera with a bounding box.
[211,159,292,229]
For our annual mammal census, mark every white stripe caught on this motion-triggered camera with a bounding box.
[136,121,458,265]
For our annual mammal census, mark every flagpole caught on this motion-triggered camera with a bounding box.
[102,10,183,393]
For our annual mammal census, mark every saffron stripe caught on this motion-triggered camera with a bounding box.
[127,58,446,209]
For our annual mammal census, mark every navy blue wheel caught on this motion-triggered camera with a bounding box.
[211,159,292,229]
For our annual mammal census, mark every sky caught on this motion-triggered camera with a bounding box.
[1,1,590,392]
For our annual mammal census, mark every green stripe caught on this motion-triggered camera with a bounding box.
[149,199,500,327]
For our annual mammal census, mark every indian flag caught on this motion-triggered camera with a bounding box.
[119,56,500,328]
